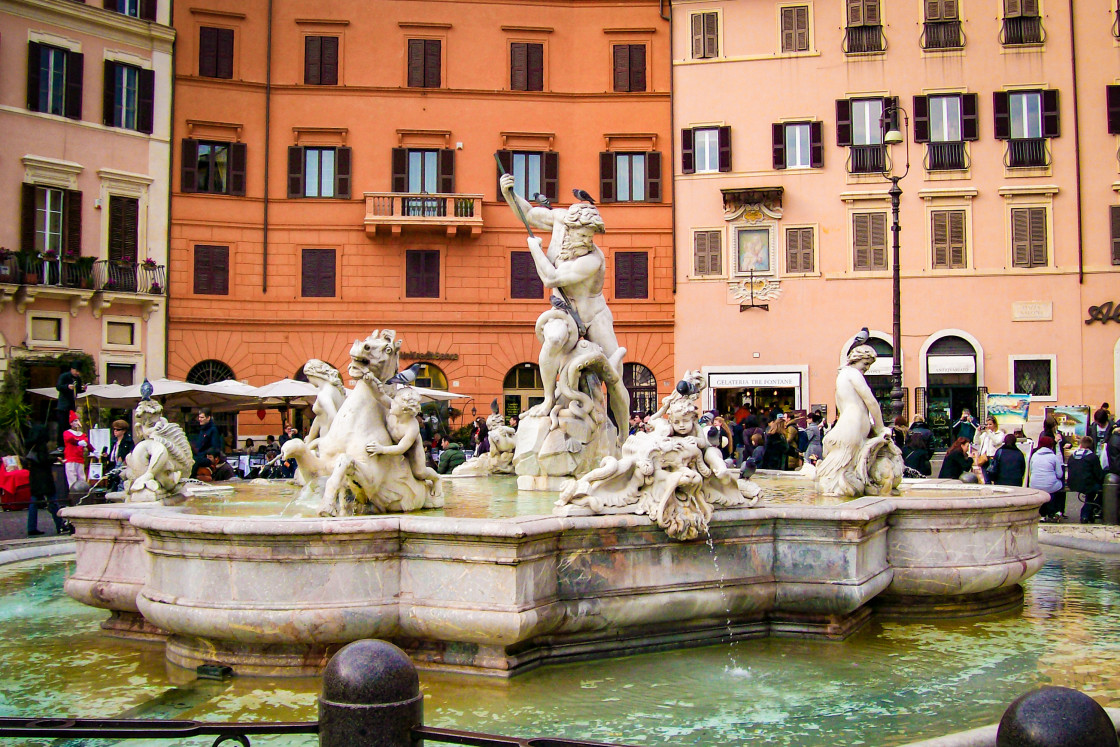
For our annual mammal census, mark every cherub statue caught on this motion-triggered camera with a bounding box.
[303,359,345,450]
[365,384,440,497]
[124,398,194,504]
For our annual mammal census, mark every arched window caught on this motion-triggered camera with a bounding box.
[186,359,235,384]
[413,362,448,390]
[623,362,657,416]
[503,363,544,421]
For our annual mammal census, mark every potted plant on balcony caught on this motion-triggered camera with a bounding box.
[75,256,95,289]
[103,277,118,292]
[19,250,39,285]
[142,257,158,270]
[148,281,163,295]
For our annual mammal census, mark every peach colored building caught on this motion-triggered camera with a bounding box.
[672,0,1118,447]
[168,0,674,442]
[0,0,172,418]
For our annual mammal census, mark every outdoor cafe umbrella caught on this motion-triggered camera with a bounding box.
[30,378,259,411]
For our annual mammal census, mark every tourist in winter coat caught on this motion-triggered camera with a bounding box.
[62,412,89,488]
[910,415,934,450]
[437,442,466,474]
[803,412,824,462]
[1068,436,1105,524]
[985,434,1027,487]
[24,424,65,536]
[1029,435,1065,521]
[938,438,974,480]
[762,419,788,471]
[902,433,932,476]
[748,433,766,467]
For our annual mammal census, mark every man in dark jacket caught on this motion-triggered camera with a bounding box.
[54,362,84,440]
[191,408,222,478]
[24,424,66,536]
[437,441,466,474]
[1068,436,1105,523]
[985,433,1027,487]
[910,415,934,450]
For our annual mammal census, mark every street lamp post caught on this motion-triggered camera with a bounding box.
[881,104,910,425]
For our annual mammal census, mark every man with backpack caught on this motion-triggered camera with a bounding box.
[1068,436,1105,524]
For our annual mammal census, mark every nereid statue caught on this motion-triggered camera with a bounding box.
[815,344,905,498]
[124,398,193,504]
[452,404,517,476]
[557,371,762,541]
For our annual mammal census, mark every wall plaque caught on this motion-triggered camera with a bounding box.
[1011,301,1052,322]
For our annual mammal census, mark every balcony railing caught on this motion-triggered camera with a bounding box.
[93,260,166,294]
[0,255,164,294]
[925,141,969,171]
[843,24,885,54]
[921,20,963,50]
[1000,15,1044,45]
[1006,138,1049,168]
[848,144,886,174]
[363,192,484,237]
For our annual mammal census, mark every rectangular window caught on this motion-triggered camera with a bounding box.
[193,244,229,295]
[30,316,62,342]
[287,146,351,199]
[495,150,557,201]
[39,46,67,115]
[104,61,154,133]
[1011,358,1052,398]
[195,141,229,193]
[852,212,888,271]
[614,154,645,201]
[914,94,976,171]
[510,251,544,299]
[407,39,441,88]
[614,252,648,299]
[690,12,719,59]
[929,96,961,142]
[994,90,1057,167]
[1002,0,1043,45]
[693,230,722,276]
[785,227,814,273]
[923,0,962,48]
[510,42,544,91]
[1010,92,1042,139]
[612,44,646,92]
[391,148,455,211]
[772,121,823,169]
[108,196,139,264]
[106,321,135,346]
[1111,205,1120,265]
[695,128,720,172]
[301,248,336,297]
[852,98,884,145]
[116,64,138,129]
[406,249,440,298]
[1011,207,1047,268]
[35,187,65,255]
[305,148,336,198]
[110,0,155,19]
[198,26,234,79]
[931,210,966,269]
[845,0,883,53]
[21,185,80,259]
[304,36,339,85]
[780,6,810,53]
[106,363,135,386]
[181,139,247,196]
[682,126,731,174]
[408,150,439,193]
[600,152,662,203]
[27,43,82,119]
[785,123,811,167]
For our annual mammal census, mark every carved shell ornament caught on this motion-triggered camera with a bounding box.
[729,277,783,302]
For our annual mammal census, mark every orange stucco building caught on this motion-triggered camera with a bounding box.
[169,0,674,440]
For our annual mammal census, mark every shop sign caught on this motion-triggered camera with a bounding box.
[708,372,801,388]
[1086,302,1120,325]
[927,355,975,375]
[866,357,893,376]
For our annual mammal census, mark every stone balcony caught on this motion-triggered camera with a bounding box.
[363,192,484,237]
[0,254,165,320]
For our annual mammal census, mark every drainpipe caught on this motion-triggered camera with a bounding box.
[1067,0,1084,284]
[163,0,175,378]
[665,0,676,294]
[659,0,670,22]
[262,0,274,293]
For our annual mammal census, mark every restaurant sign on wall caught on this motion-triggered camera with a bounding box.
[1086,302,1120,325]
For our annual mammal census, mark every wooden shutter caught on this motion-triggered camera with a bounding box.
[495,150,512,199]
[65,51,83,120]
[407,39,424,87]
[615,252,648,299]
[644,151,661,202]
[543,151,559,200]
[65,190,82,258]
[690,13,704,58]
[1042,89,1060,138]
[795,7,810,50]
[526,43,543,91]
[1021,0,1039,15]
[216,28,234,79]
[302,248,336,297]
[1004,0,1022,19]
[681,128,695,174]
[425,40,441,87]
[693,232,708,275]
[613,45,630,92]
[786,227,813,273]
[335,146,351,199]
[321,37,338,85]
[629,45,646,91]
[1011,207,1031,266]
[847,0,865,26]
[287,146,304,198]
[139,0,156,21]
[193,245,211,294]
[1028,207,1047,267]
[109,195,125,261]
[993,91,1011,139]
[931,210,949,267]
[853,213,871,269]
[103,60,117,126]
[305,36,321,84]
[704,13,718,57]
[961,93,979,141]
[510,251,544,299]
[406,250,440,298]
[229,142,247,196]
[948,210,965,267]
[1111,205,1120,265]
[121,197,139,262]
[181,139,199,193]
[864,0,881,24]
[926,0,943,21]
[27,42,42,112]
[599,152,616,203]
[912,95,930,143]
[138,68,155,134]
[391,148,408,192]
[809,121,823,167]
[717,125,732,172]
[438,149,455,193]
[21,184,37,252]
[870,212,887,269]
[836,99,852,146]
[194,245,229,295]
[1108,86,1120,135]
[781,7,797,52]
[511,42,527,90]
[199,27,217,77]
[772,123,786,169]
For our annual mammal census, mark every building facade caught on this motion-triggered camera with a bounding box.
[672,0,1119,446]
[168,0,674,441]
[0,0,173,417]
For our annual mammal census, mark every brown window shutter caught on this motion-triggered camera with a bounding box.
[27,42,42,112]
[425,39,441,87]
[193,245,211,294]
[864,0,881,25]
[438,149,455,193]
[21,184,37,252]
[213,246,229,294]
[645,151,662,202]
[613,44,629,92]
[305,36,321,84]
[510,251,544,299]
[629,45,646,91]
[836,99,852,146]
[870,212,887,269]
[615,252,648,299]
[772,123,786,169]
[1022,0,1040,15]
[511,42,527,90]
[65,190,82,258]
[931,210,949,267]
[780,8,796,52]
[691,13,704,58]
[321,37,338,85]
[109,196,125,260]
[216,28,234,79]
[785,228,801,272]
[407,39,424,87]
[1042,89,1060,138]
[599,152,616,202]
[302,248,336,297]
[526,43,543,91]
[1028,207,1047,266]
[543,151,559,200]
[181,139,199,193]
[288,146,304,198]
[199,27,217,78]
[853,213,870,270]
[1011,208,1030,266]
[615,253,631,298]
[961,93,979,141]
[391,148,408,192]
[717,125,732,172]
[138,68,155,133]
[229,142,247,196]
[1004,0,1022,20]
[1108,86,1120,135]
[948,210,965,267]
[799,228,814,272]
[704,13,719,57]
[65,51,83,120]
[406,250,440,298]
[103,60,117,126]
[993,91,1011,139]
[693,232,709,275]
[139,0,156,21]
[795,7,810,50]
[495,150,513,199]
[847,0,864,27]
[681,128,695,174]
[943,0,959,18]
[1111,205,1120,265]
[912,95,930,143]
[809,121,824,167]
[122,197,139,262]
[926,0,942,20]
[335,146,351,199]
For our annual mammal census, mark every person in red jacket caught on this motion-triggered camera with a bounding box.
[62,411,89,488]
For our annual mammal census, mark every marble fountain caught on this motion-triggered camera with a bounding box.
[60,184,1048,679]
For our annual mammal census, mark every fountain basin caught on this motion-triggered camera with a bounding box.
[61,480,1047,677]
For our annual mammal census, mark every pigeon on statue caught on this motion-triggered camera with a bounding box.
[853,327,870,347]
[571,188,595,204]
[490,398,500,415]
[532,193,552,208]
[387,363,423,386]
[140,379,154,401]
[676,379,699,397]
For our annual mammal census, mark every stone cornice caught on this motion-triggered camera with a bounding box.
[1,0,175,51]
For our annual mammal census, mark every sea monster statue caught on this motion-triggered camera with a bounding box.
[124,394,194,504]
[452,399,517,476]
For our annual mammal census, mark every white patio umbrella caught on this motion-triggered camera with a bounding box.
[255,378,320,406]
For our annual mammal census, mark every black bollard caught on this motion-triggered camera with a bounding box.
[319,640,423,747]
[1104,474,1120,526]
[996,686,1118,746]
